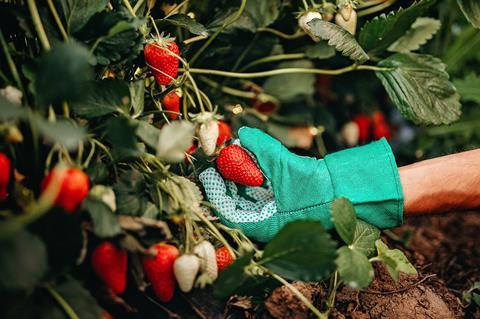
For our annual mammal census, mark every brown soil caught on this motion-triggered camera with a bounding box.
[262,211,480,319]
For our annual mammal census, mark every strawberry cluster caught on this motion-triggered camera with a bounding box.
[91,240,234,301]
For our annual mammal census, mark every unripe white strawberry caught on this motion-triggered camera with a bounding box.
[335,5,357,35]
[198,120,219,156]
[173,254,200,293]
[193,240,218,281]
[0,85,22,105]
[341,121,360,147]
[298,11,323,42]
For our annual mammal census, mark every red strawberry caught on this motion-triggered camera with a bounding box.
[216,121,232,146]
[216,145,264,187]
[142,243,179,302]
[216,246,234,272]
[0,152,11,201]
[373,122,392,141]
[41,168,90,213]
[91,242,127,294]
[144,38,179,86]
[353,114,372,143]
[372,111,387,125]
[161,91,180,120]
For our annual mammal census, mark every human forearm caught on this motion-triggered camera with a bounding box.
[399,149,480,215]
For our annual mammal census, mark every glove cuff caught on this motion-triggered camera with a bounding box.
[324,138,404,228]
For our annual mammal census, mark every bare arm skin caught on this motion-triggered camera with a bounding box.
[399,149,480,216]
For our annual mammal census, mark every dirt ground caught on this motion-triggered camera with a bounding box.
[235,212,480,319]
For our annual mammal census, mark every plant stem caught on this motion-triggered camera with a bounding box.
[260,265,327,319]
[257,28,305,40]
[46,0,68,41]
[240,53,306,71]
[122,0,137,17]
[189,0,247,65]
[185,72,205,112]
[199,76,279,104]
[183,64,390,79]
[302,0,310,10]
[44,283,80,319]
[164,0,189,19]
[324,271,340,317]
[0,30,25,93]
[27,0,51,50]
[193,209,235,257]
[133,0,146,14]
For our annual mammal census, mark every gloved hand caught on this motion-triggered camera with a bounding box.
[199,127,404,242]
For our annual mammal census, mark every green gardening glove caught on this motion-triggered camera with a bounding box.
[199,127,404,242]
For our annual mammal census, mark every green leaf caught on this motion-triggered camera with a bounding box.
[76,11,144,66]
[261,221,337,281]
[307,19,369,63]
[263,60,316,102]
[443,26,480,74]
[71,79,130,118]
[376,53,461,125]
[160,14,208,36]
[83,196,122,238]
[457,0,480,28]
[305,42,336,59]
[34,117,87,150]
[473,293,480,306]
[56,0,108,34]
[129,80,145,118]
[336,246,374,289]
[156,121,195,163]
[105,117,140,160]
[388,17,441,53]
[453,73,480,103]
[244,0,281,28]
[350,220,380,257]
[375,239,417,281]
[0,230,47,291]
[462,282,480,305]
[136,121,161,149]
[113,169,149,216]
[358,0,436,54]
[34,41,95,107]
[0,96,27,121]
[213,251,255,299]
[331,198,356,245]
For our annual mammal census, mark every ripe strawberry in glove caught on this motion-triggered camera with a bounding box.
[142,243,179,302]
[216,246,234,272]
[173,254,200,293]
[353,114,372,143]
[91,242,127,294]
[0,153,11,201]
[217,145,264,187]
[216,121,232,146]
[161,91,180,120]
[144,37,179,86]
[41,168,89,213]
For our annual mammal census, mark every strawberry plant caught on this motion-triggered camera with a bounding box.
[0,0,479,318]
